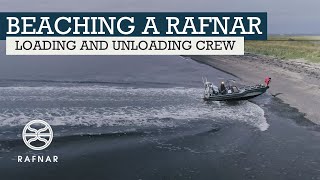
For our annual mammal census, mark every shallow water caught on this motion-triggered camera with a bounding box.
[0,54,319,179]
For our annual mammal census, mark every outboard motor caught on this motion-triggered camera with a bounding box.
[204,82,214,99]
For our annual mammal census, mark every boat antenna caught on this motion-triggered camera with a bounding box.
[202,77,208,84]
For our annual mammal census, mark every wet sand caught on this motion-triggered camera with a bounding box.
[189,54,320,124]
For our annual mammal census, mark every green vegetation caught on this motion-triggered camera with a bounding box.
[245,35,320,63]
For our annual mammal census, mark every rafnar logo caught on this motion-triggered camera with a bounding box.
[17,120,58,163]
[22,120,53,150]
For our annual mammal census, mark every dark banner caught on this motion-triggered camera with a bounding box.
[0,12,267,40]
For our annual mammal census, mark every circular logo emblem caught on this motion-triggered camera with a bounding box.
[22,120,53,151]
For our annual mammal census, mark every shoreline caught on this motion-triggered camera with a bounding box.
[189,54,320,124]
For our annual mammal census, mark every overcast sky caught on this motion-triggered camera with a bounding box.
[0,0,319,34]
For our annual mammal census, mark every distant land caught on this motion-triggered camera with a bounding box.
[246,35,320,63]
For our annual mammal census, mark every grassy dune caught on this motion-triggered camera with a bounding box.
[245,36,320,63]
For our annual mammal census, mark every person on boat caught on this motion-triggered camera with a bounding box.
[265,76,271,87]
[220,81,226,94]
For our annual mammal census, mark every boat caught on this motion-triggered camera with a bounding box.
[203,78,270,101]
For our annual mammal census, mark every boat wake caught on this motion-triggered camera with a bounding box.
[0,86,269,139]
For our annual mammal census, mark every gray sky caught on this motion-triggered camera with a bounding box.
[0,0,319,34]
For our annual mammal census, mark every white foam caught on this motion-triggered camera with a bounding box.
[0,86,269,131]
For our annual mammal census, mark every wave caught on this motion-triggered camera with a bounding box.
[0,129,148,144]
[0,86,269,132]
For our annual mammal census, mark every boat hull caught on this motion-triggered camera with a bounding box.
[204,86,269,101]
